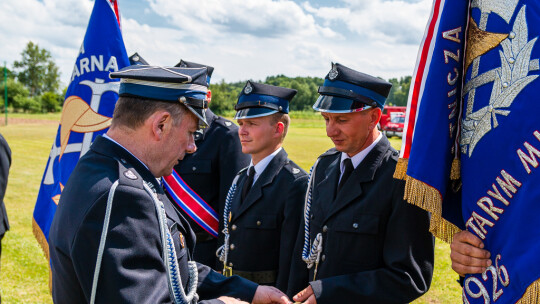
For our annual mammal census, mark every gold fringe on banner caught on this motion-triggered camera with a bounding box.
[393,158,409,180]
[403,175,461,243]
[33,218,53,293]
[32,218,49,260]
[450,158,461,180]
[516,278,540,304]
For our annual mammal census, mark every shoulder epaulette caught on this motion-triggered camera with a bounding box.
[319,147,340,158]
[214,116,237,129]
[116,158,144,189]
[284,159,307,176]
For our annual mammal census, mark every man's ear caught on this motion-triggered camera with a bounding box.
[369,108,382,131]
[149,111,172,140]
[275,121,285,138]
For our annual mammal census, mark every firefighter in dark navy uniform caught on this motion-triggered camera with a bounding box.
[288,63,434,304]
[48,65,291,304]
[171,60,250,269]
[217,81,308,293]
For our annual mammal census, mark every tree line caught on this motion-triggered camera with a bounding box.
[2,41,412,114]
[1,41,63,113]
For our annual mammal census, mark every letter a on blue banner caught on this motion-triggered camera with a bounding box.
[32,0,129,259]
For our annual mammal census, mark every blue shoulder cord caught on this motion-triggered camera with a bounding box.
[301,159,324,281]
[91,181,198,304]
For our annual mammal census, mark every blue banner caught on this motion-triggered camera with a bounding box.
[396,0,469,241]
[461,1,540,302]
[32,0,129,257]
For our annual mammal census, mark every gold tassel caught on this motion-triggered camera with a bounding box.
[393,158,408,180]
[33,218,53,294]
[403,175,461,243]
[450,158,461,180]
[516,278,540,304]
[32,218,50,260]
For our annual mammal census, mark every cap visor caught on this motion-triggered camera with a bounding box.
[234,108,278,120]
[312,95,373,113]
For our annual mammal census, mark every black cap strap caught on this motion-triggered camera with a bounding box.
[318,86,377,107]
[234,101,284,112]
[179,96,208,109]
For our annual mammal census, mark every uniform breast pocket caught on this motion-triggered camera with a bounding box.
[333,214,381,268]
[177,159,212,175]
[244,215,278,254]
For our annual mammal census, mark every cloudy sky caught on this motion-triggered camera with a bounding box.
[0,0,433,87]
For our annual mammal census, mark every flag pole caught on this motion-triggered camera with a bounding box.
[4,61,7,126]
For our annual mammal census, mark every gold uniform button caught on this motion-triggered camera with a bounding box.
[322,225,328,233]
[256,220,262,226]
[230,244,236,250]
[231,224,237,231]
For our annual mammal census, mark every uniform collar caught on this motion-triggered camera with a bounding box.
[248,147,283,184]
[100,134,161,186]
[340,132,382,172]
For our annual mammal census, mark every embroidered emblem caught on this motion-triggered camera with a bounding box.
[461,5,540,157]
[328,64,339,80]
[244,82,253,94]
[292,168,301,174]
[132,55,140,62]
[225,121,232,127]
[124,170,137,180]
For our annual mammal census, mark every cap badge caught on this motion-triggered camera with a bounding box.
[132,55,140,62]
[329,65,339,80]
[292,168,301,174]
[225,121,232,127]
[180,62,187,67]
[244,82,253,94]
[124,170,138,180]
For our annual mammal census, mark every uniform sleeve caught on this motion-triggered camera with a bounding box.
[0,135,11,234]
[71,184,173,303]
[0,135,11,203]
[197,262,258,302]
[309,179,435,304]
[218,129,250,210]
[286,211,310,298]
[276,174,308,292]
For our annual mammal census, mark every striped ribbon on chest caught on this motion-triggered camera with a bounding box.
[163,169,219,238]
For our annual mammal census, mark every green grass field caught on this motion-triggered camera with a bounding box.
[0,115,462,303]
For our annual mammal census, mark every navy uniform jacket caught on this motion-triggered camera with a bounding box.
[49,136,258,304]
[219,148,308,292]
[172,110,250,268]
[287,136,434,303]
[0,134,10,237]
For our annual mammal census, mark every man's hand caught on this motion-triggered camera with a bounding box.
[292,286,316,304]
[252,286,292,304]
[218,296,249,304]
[450,230,492,276]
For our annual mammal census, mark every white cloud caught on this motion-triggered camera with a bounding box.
[306,0,432,45]
[147,0,337,40]
[0,0,433,88]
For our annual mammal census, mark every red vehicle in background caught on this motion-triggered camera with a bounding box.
[379,106,406,138]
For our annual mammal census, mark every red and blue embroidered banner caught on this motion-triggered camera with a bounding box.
[395,0,469,241]
[398,0,540,302]
[163,170,219,238]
